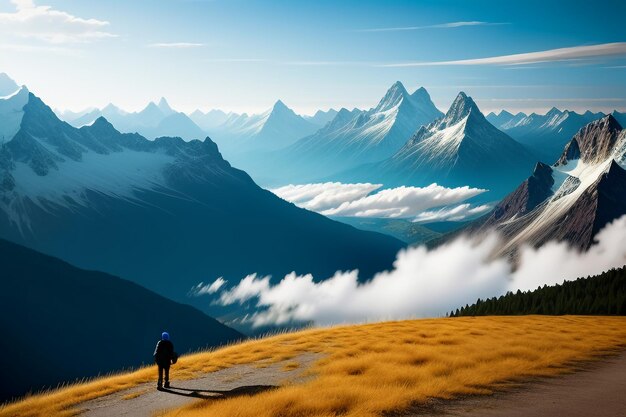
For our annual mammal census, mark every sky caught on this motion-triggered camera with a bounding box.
[1,0,625,115]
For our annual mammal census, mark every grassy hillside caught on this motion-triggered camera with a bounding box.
[0,238,243,402]
[2,316,625,417]
[451,266,626,317]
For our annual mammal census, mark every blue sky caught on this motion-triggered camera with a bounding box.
[1,0,625,114]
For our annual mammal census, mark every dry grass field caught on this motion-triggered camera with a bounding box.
[2,316,626,417]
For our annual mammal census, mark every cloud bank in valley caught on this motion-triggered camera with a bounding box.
[213,215,626,327]
[271,182,488,222]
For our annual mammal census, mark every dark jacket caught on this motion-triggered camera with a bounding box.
[153,339,175,367]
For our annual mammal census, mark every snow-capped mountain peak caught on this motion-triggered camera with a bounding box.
[469,114,626,253]
[440,91,483,128]
[374,81,411,113]
[261,83,444,182]
[0,86,29,144]
[378,91,535,197]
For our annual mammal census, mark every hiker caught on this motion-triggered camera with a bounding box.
[154,331,176,389]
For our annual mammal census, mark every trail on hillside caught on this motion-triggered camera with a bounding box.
[78,351,626,417]
[78,353,320,417]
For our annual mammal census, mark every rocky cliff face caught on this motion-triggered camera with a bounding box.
[464,115,626,253]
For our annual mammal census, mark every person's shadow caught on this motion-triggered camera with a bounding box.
[158,385,277,400]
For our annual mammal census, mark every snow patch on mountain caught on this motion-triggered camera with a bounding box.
[0,87,29,144]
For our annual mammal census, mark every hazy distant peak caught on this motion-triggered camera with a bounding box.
[272,99,290,112]
[0,73,20,97]
[157,97,175,115]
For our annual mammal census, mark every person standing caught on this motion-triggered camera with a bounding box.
[153,331,175,389]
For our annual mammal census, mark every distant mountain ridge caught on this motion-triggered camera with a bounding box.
[208,99,320,155]
[60,97,206,141]
[0,88,404,323]
[189,108,232,131]
[488,107,606,163]
[304,108,339,126]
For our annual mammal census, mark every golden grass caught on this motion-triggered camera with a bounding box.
[121,389,148,401]
[282,361,301,371]
[2,316,626,417]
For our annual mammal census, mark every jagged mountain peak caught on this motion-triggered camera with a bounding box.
[374,81,411,112]
[467,114,626,254]
[271,99,292,113]
[411,86,429,99]
[84,116,119,134]
[557,114,623,165]
[141,101,161,113]
[546,106,562,116]
[441,91,483,126]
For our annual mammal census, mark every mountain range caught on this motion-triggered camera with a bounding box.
[60,97,207,141]
[339,92,536,199]
[303,108,339,127]
[487,108,606,163]
[240,81,443,183]
[0,237,242,402]
[189,108,232,131]
[207,99,321,155]
[0,86,403,324]
[466,114,626,254]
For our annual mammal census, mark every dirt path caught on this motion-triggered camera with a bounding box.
[78,352,626,417]
[78,353,320,417]
[410,353,626,417]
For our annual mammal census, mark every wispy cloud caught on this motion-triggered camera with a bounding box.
[354,21,506,33]
[149,42,204,48]
[203,58,268,63]
[284,60,374,67]
[0,0,116,44]
[217,215,626,327]
[381,42,626,67]
[271,182,488,222]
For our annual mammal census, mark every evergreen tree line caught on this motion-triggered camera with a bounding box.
[450,265,626,317]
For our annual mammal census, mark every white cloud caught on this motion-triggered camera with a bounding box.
[354,21,506,33]
[272,182,488,222]
[218,215,626,327]
[189,277,226,296]
[321,184,487,219]
[382,42,626,67]
[271,182,382,212]
[220,274,271,305]
[149,42,204,48]
[0,0,115,44]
